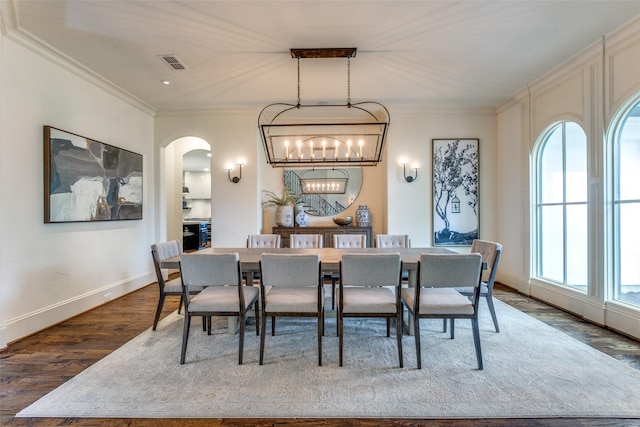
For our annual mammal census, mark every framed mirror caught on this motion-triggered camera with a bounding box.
[284,167,362,216]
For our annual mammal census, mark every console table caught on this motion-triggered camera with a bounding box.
[272,226,373,248]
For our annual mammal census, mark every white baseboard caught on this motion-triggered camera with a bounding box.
[0,272,155,350]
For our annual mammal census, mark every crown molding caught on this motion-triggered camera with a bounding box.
[1,0,155,116]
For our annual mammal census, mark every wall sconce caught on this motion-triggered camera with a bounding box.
[227,162,244,183]
[401,162,419,183]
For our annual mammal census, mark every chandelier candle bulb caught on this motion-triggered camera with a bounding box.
[347,140,352,159]
[322,140,326,159]
[359,140,363,158]
[335,141,339,159]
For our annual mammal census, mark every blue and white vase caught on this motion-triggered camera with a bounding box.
[295,204,309,227]
[355,205,371,227]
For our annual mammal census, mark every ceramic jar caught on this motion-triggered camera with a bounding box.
[275,205,293,227]
[355,205,371,227]
[295,205,309,227]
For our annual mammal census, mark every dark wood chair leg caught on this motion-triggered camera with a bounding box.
[238,313,245,365]
[152,294,165,331]
[180,314,191,364]
[414,314,421,369]
[396,311,403,368]
[486,295,500,332]
[472,317,483,370]
[259,310,267,365]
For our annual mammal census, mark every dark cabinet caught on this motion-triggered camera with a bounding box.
[272,226,373,248]
[183,221,208,251]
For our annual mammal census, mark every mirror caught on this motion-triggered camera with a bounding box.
[284,167,362,216]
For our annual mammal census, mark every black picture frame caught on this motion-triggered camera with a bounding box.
[432,138,479,246]
[44,126,143,223]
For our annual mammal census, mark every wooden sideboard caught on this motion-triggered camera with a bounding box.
[272,226,373,248]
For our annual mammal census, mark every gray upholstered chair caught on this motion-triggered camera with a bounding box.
[401,253,484,369]
[290,234,323,248]
[259,253,324,365]
[376,234,411,282]
[455,239,502,332]
[330,233,367,311]
[179,252,259,365]
[247,234,281,248]
[333,233,367,248]
[151,240,203,330]
[375,234,410,248]
[338,253,404,367]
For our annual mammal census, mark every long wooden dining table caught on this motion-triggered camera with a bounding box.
[160,246,462,335]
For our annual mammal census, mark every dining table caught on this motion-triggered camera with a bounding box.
[160,246,466,335]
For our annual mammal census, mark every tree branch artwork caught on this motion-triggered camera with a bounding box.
[432,139,479,246]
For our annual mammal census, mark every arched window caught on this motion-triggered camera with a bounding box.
[536,122,588,290]
[613,99,640,307]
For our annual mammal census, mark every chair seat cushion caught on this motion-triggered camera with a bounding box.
[454,282,489,295]
[265,287,322,313]
[401,287,474,315]
[188,286,258,313]
[341,287,397,314]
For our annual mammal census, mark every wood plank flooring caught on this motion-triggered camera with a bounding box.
[1,281,639,427]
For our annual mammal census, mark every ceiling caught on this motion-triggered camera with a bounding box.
[7,1,640,111]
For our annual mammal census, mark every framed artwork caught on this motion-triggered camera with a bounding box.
[432,138,479,246]
[44,126,143,223]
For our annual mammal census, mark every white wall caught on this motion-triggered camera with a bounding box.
[496,15,640,339]
[0,32,155,348]
[154,111,260,247]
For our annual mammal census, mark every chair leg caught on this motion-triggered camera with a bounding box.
[338,311,344,367]
[450,319,455,339]
[238,313,245,365]
[207,316,212,335]
[331,279,337,310]
[152,295,165,331]
[254,302,260,336]
[259,311,267,365]
[177,294,184,314]
[442,318,447,333]
[317,311,323,366]
[414,314,421,369]
[486,295,500,332]
[180,314,192,364]
[386,317,391,337]
[471,318,483,370]
[271,316,276,336]
[396,312,403,368]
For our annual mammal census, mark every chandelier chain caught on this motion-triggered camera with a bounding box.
[297,57,301,106]
[347,56,351,106]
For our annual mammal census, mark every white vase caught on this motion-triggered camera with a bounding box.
[295,205,309,227]
[275,205,293,227]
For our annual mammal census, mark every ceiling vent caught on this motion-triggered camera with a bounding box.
[158,54,188,71]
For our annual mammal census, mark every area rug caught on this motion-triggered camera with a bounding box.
[17,300,640,419]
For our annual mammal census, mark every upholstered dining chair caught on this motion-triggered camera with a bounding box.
[455,239,503,333]
[375,234,410,248]
[333,233,367,248]
[290,234,323,248]
[245,234,281,284]
[151,240,203,330]
[259,253,324,366]
[179,252,259,365]
[338,253,404,367]
[376,234,411,283]
[330,233,367,311]
[401,253,484,369]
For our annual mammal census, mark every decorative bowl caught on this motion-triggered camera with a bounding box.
[333,216,353,226]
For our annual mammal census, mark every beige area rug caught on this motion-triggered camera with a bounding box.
[18,300,640,419]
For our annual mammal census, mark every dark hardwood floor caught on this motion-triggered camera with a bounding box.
[1,281,639,427]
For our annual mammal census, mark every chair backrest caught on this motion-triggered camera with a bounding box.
[180,253,241,290]
[471,239,502,285]
[376,234,410,248]
[340,253,402,287]
[260,254,321,288]
[418,253,482,289]
[333,234,366,248]
[247,234,281,248]
[290,234,323,248]
[151,240,182,285]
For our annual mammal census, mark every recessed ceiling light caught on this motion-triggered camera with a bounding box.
[161,80,171,85]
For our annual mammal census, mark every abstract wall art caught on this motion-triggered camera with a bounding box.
[44,126,143,223]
